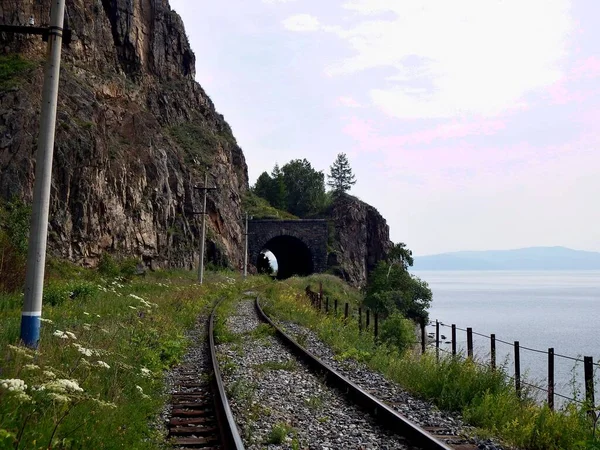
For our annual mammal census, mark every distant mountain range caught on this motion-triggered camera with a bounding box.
[413,247,600,270]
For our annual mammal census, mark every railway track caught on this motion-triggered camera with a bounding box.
[254,297,486,450]
[166,301,244,449]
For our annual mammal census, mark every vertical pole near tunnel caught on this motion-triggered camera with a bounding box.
[243,213,248,278]
[20,0,66,348]
[198,173,208,284]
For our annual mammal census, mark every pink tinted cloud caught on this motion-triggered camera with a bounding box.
[343,116,505,149]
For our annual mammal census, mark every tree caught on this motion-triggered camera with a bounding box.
[327,153,356,194]
[387,242,414,272]
[269,164,287,210]
[281,159,326,217]
[253,171,274,201]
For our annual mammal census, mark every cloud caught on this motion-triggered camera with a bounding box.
[322,0,573,118]
[282,14,321,32]
[263,0,297,3]
[337,96,361,107]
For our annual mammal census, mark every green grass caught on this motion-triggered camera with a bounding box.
[0,265,244,449]
[0,54,37,90]
[242,191,298,220]
[168,122,229,167]
[258,277,600,450]
[253,359,297,373]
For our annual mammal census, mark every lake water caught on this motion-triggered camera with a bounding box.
[412,270,600,405]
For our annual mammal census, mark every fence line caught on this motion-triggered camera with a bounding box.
[304,285,596,410]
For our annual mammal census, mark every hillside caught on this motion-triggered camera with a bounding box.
[413,246,600,270]
[0,0,248,270]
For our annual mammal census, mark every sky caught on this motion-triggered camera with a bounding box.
[168,0,600,256]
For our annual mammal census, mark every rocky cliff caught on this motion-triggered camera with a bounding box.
[0,0,248,268]
[326,194,393,287]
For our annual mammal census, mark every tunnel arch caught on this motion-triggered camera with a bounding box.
[258,235,314,279]
[247,219,328,278]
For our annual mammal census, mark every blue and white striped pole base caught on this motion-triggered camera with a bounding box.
[20,312,41,348]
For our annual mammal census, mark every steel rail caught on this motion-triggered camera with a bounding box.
[209,300,246,450]
[255,297,453,450]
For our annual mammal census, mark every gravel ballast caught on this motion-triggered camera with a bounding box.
[218,298,415,449]
[271,312,507,450]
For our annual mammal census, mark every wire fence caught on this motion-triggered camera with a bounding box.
[305,283,597,411]
[426,319,597,409]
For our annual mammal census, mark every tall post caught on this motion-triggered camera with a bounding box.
[547,348,554,410]
[514,341,521,398]
[451,324,457,356]
[21,0,66,348]
[243,213,248,278]
[198,173,208,284]
[490,334,496,370]
[435,320,440,361]
[585,356,595,415]
[467,327,473,359]
[420,319,426,354]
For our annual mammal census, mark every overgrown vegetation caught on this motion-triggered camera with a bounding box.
[168,122,228,166]
[242,191,298,220]
[0,251,246,448]
[0,54,37,90]
[259,277,600,450]
[0,199,30,293]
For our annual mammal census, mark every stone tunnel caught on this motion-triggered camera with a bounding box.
[247,219,328,279]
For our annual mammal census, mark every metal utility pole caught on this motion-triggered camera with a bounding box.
[19,0,66,348]
[243,213,248,278]
[193,173,216,284]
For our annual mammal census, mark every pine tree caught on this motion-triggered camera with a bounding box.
[327,153,356,194]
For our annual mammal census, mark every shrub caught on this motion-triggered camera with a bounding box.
[379,312,416,354]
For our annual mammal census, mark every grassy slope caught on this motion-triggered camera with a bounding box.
[0,264,267,449]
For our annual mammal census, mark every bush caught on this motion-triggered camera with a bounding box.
[379,312,416,354]
[97,254,140,279]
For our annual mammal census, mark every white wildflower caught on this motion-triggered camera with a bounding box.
[0,379,27,392]
[140,367,152,377]
[136,385,150,399]
[53,330,69,339]
[96,314,101,318]
[65,331,77,340]
[48,393,71,403]
[40,317,54,324]
[32,385,46,392]
[96,361,110,369]
[129,294,145,301]
[46,379,84,393]
[83,323,91,331]
[128,306,137,310]
[43,371,56,379]
[8,344,34,357]
[23,364,40,371]
[14,392,32,402]
[92,398,117,408]
[72,344,93,357]
[100,328,109,334]
[83,311,90,316]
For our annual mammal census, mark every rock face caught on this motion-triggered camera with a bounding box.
[0,0,248,268]
[326,194,393,287]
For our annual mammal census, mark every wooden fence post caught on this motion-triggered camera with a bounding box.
[491,334,496,370]
[451,324,456,356]
[467,327,473,359]
[358,307,362,332]
[374,314,378,339]
[514,341,521,398]
[435,320,440,361]
[548,347,554,410]
[420,319,426,354]
[585,356,595,416]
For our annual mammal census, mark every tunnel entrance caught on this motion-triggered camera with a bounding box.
[258,235,314,279]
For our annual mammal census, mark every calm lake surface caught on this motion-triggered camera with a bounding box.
[412,270,600,404]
